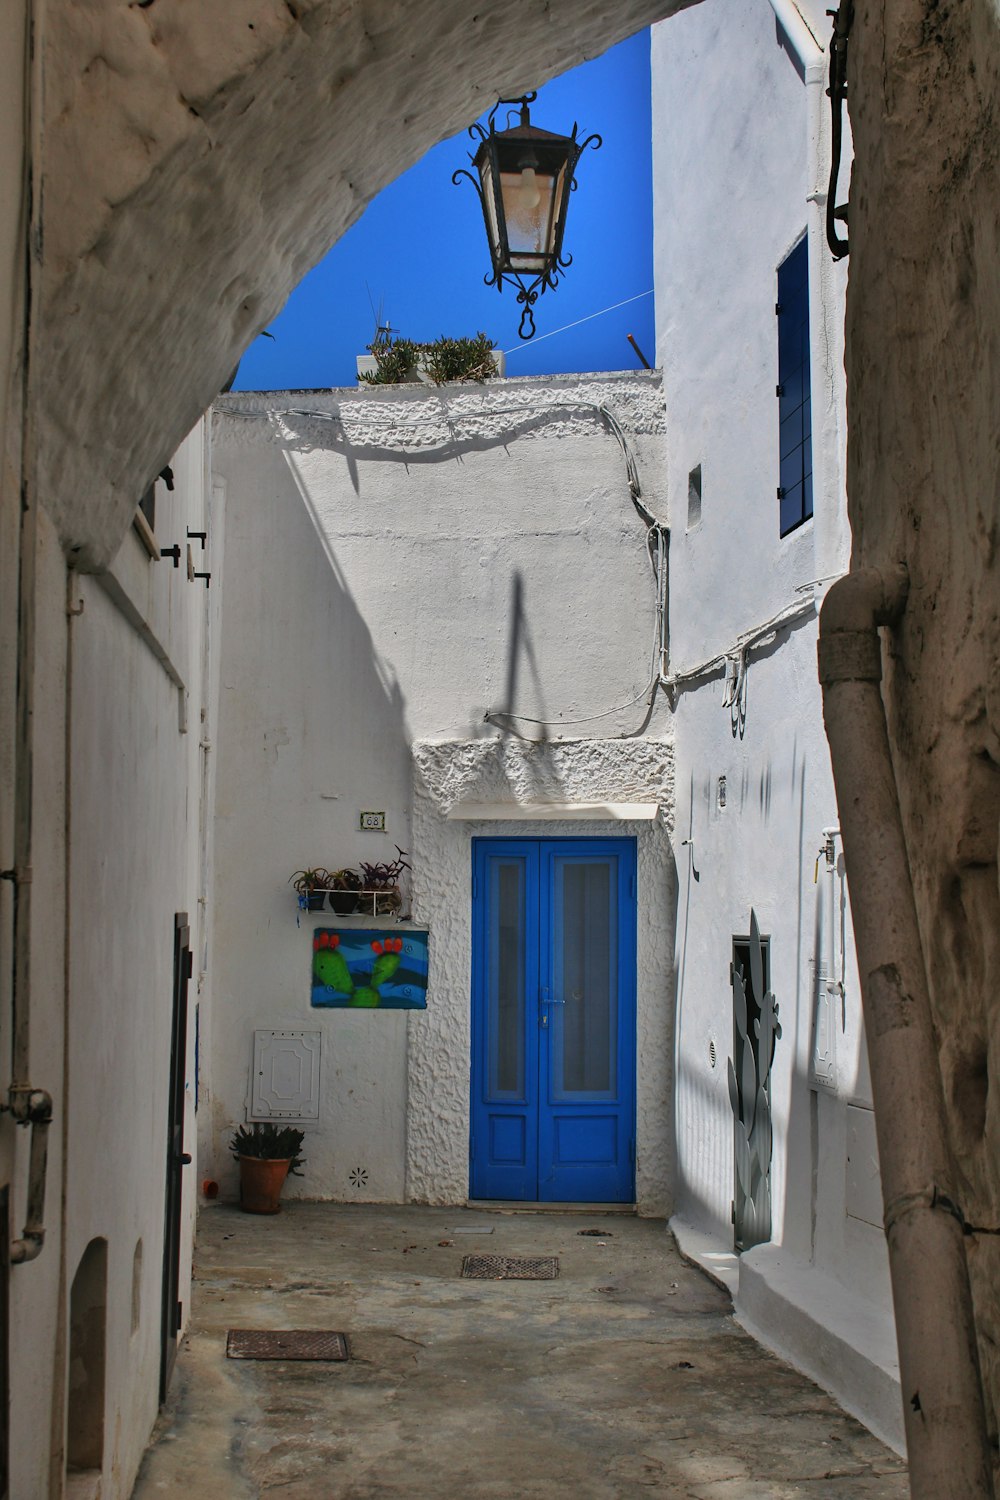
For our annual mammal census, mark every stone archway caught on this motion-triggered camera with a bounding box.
[33,0,693,570]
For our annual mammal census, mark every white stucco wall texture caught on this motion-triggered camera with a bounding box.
[64,425,217,1498]
[652,0,898,1450]
[210,373,675,1213]
[0,422,216,1500]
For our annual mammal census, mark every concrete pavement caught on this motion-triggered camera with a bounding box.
[133,1203,908,1499]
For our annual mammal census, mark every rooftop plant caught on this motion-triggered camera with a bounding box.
[359,333,498,386]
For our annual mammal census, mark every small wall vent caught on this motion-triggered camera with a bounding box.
[687,464,703,530]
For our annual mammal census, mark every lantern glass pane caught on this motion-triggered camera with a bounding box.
[478,155,504,267]
[499,162,561,274]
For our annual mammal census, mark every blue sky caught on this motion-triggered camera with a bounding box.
[234,30,654,391]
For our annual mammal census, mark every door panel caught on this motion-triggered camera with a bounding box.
[471,845,538,1202]
[160,915,192,1401]
[471,838,635,1203]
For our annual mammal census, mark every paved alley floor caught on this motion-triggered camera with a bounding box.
[133,1204,908,1499]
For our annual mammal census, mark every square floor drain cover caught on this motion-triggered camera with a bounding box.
[226,1329,350,1361]
[461,1255,559,1280]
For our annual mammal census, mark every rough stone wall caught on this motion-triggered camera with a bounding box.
[36,0,691,570]
[848,0,1000,1450]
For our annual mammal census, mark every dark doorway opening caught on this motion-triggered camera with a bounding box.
[160,914,192,1401]
[732,930,773,1252]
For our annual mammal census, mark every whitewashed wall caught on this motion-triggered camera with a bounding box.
[0,413,216,1499]
[210,373,675,1213]
[63,424,217,1496]
[652,0,900,1452]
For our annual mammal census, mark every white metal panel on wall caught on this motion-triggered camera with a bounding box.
[846,1103,883,1229]
[251,1030,321,1121]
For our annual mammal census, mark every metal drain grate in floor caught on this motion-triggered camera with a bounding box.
[226,1329,350,1361]
[461,1254,559,1280]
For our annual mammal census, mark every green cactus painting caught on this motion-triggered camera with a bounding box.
[728,910,781,1251]
[311,930,428,1009]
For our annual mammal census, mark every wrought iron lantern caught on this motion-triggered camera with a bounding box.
[453,94,601,340]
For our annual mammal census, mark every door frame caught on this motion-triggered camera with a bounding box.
[469,835,638,1203]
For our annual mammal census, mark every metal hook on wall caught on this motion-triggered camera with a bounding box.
[826,0,854,259]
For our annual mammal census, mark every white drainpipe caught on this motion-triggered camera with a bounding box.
[818,567,994,1498]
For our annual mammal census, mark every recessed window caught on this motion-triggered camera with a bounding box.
[138,484,155,533]
[133,464,173,559]
[133,484,158,558]
[67,1238,107,1482]
[687,464,702,531]
[776,237,813,536]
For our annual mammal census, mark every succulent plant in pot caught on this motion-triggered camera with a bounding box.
[358,847,411,915]
[289,867,332,912]
[328,867,362,916]
[230,1122,305,1214]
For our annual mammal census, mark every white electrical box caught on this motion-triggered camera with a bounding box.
[846,1103,884,1228]
[250,1029,321,1121]
[810,961,838,1092]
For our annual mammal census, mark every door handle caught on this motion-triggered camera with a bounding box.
[176,1152,193,1166]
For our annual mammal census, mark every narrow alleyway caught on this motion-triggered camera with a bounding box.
[133,1205,907,1498]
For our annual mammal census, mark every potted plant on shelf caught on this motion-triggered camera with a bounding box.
[230,1123,305,1214]
[289,868,332,912]
[328,867,362,916]
[358,847,411,915]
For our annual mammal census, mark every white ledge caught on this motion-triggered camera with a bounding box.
[445,801,660,822]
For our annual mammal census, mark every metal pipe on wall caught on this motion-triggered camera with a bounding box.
[818,566,994,1498]
[3,0,53,1267]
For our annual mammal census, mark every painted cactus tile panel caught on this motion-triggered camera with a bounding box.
[311,929,428,1009]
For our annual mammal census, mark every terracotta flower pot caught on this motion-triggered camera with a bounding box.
[238,1155,292,1214]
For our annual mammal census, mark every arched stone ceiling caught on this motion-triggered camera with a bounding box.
[35,0,695,569]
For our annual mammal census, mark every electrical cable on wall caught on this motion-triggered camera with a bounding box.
[665,595,816,701]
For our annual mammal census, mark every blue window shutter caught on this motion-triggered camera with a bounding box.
[776,237,813,537]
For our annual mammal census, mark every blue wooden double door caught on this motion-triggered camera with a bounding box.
[470,838,637,1203]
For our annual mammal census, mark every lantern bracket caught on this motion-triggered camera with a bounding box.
[826,0,854,260]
